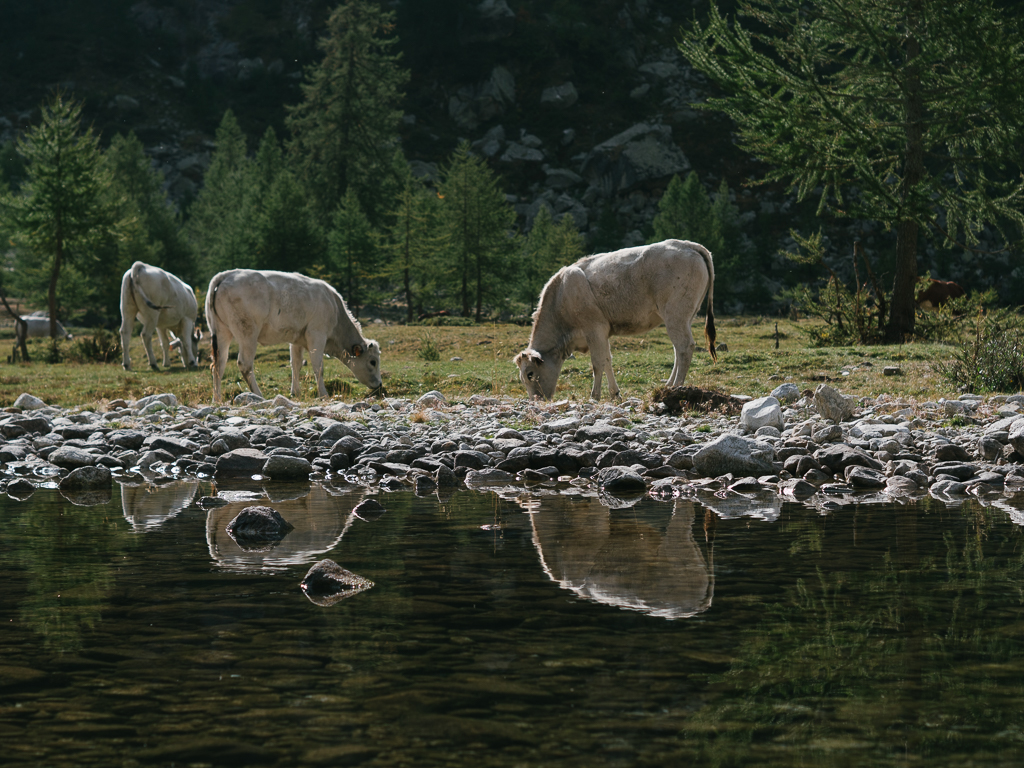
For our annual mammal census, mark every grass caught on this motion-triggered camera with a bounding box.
[0,316,1000,410]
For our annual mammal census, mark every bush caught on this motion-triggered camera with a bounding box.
[935,308,1024,393]
[68,329,122,364]
[417,334,441,362]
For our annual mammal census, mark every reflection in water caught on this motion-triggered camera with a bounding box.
[120,478,199,531]
[205,482,368,572]
[701,489,781,522]
[527,495,714,619]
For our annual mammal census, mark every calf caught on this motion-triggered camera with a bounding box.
[206,269,382,402]
[120,261,201,370]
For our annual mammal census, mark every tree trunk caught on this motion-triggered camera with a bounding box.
[885,7,925,343]
[48,238,63,340]
[475,257,483,323]
[404,265,413,324]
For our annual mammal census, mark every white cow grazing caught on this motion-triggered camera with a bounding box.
[205,269,382,402]
[15,316,72,343]
[514,239,717,400]
[120,261,201,371]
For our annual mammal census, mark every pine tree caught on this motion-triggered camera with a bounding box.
[286,0,409,226]
[185,110,251,281]
[520,205,585,308]
[246,127,324,274]
[438,143,517,322]
[680,0,1024,340]
[327,187,376,316]
[381,161,444,322]
[0,93,119,337]
[652,173,712,245]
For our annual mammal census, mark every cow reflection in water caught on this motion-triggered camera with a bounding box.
[527,496,714,619]
[206,483,370,572]
[121,479,199,531]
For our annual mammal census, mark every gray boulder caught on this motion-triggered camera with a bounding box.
[596,466,648,494]
[541,82,578,107]
[580,123,689,195]
[263,454,312,480]
[215,448,268,477]
[58,465,112,491]
[770,383,801,404]
[693,434,775,478]
[226,505,294,549]
[814,384,855,423]
[49,446,98,469]
[301,559,374,607]
[14,393,47,410]
[740,396,784,433]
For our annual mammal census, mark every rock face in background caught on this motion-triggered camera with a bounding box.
[5,0,1000,299]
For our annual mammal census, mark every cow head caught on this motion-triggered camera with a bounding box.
[343,339,383,392]
[514,348,560,400]
[189,327,203,367]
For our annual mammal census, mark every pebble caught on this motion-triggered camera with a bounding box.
[2,389,1024,512]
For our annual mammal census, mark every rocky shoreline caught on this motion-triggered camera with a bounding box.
[3,385,1024,516]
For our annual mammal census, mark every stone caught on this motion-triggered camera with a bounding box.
[225,505,294,548]
[353,498,386,521]
[812,424,844,443]
[886,476,921,494]
[320,422,362,444]
[779,478,818,499]
[579,122,689,195]
[814,384,855,423]
[134,393,178,410]
[263,454,312,480]
[436,464,459,488]
[770,383,800,404]
[739,396,784,432]
[58,465,112,491]
[934,443,971,462]
[13,393,47,410]
[215,448,268,477]
[814,444,883,473]
[596,466,647,493]
[1008,419,1024,455]
[300,559,374,607]
[693,434,775,478]
[574,423,626,443]
[416,391,447,407]
[465,468,517,485]
[845,465,887,488]
[48,446,98,469]
[540,82,578,107]
[883,366,902,376]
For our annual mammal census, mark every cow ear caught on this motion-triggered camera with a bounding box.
[351,343,363,358]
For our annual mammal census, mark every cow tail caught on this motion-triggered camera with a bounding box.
[207,277,221,363]
[700,245,717,362]
[130,262,166,311]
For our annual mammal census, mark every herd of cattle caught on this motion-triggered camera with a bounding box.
[9,239,968,402]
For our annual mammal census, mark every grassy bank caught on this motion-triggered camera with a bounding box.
[0,317,971,409]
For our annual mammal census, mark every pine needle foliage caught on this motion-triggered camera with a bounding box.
[680,0,1024,341]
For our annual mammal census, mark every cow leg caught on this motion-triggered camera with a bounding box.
[140,322,160,370]
[236,333,263,398]
[211,328,233,403]
[306,337,328,399]
[586,331,617,400]
[157,327,172,369]
[289,344,305,398]
[120,310,136,371]
[665,318,697,387]
[181,320,198,369]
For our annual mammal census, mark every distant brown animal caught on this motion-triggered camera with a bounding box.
[916,279,965,310]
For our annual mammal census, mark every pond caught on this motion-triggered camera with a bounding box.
[3,480,1024,767]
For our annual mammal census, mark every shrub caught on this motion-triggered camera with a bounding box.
[409,315,475,327]
[417,335,441,361]
[68,328,122,364]
[935,308,1024,393]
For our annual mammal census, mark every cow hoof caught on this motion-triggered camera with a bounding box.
[122,364,131,372]
[150,364,160,371]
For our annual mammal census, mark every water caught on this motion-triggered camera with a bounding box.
[3,478,1024,767]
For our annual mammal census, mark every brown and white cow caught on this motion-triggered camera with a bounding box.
[120,261,201,370]
[916,278,966,310]
[514,239,716,400]
[205,269,382,402]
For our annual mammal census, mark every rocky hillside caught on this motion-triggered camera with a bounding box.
[1,0,1017,309]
